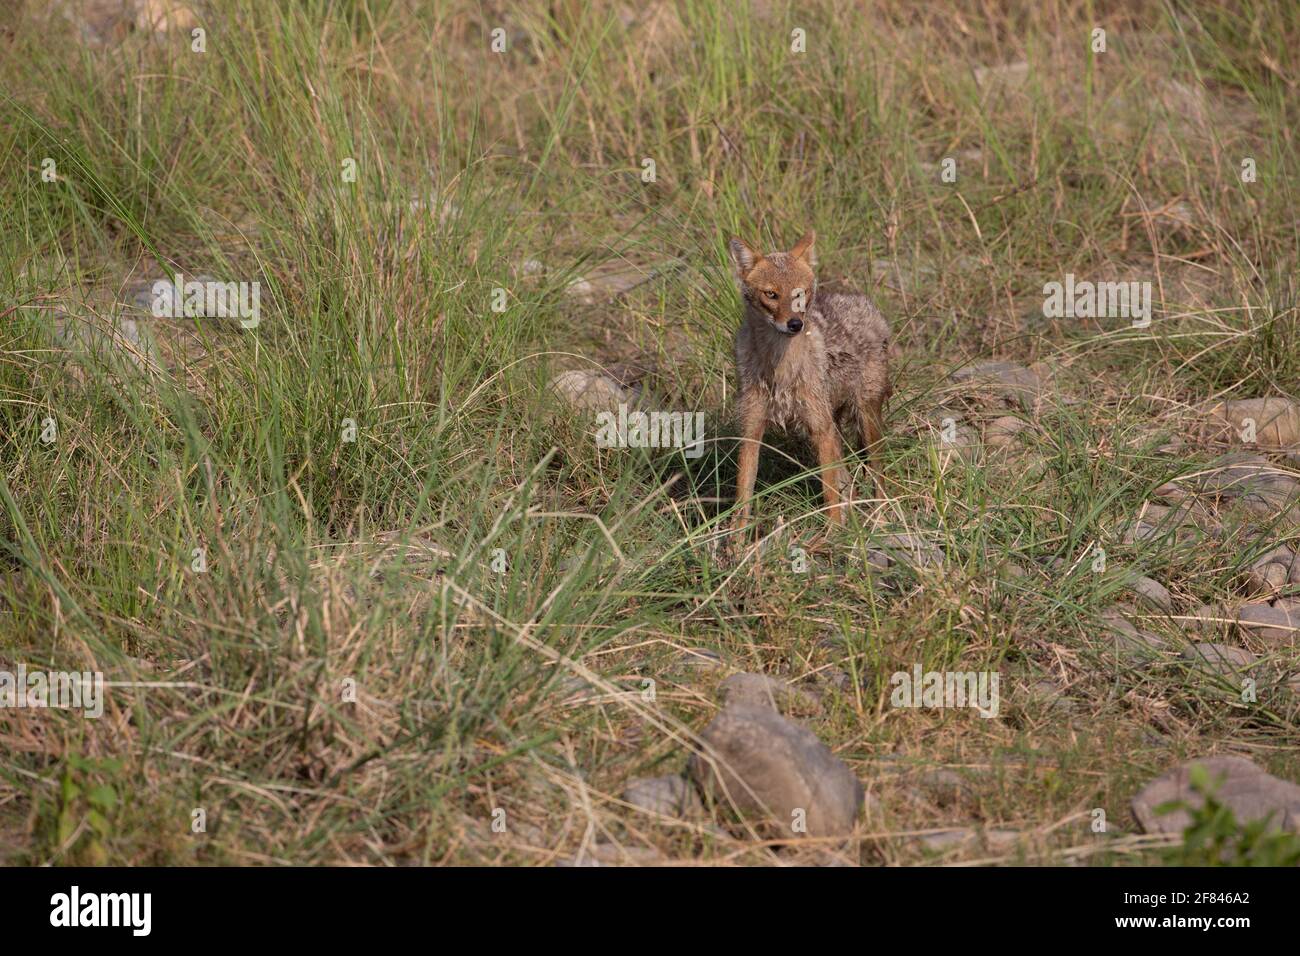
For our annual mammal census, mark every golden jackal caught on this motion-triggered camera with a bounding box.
[728,230,891,525]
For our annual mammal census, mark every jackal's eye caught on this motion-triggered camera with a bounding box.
[763,290,778,300]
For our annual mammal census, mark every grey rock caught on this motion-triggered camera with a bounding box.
[927,409,981,464]
[1180,603,1228,635]
[688,703,863,838]
[1156,453,1300,519]
[126,274,246,321]
[773,844,859,867]
[1132,756,1300,834]
[548,369,632,413]
[124,273,261,333]
[1246,561,1291,596]
[1126,575,1173,612]
[559,843,669,867]
[1180,643,1257,674]
[972,60,1030,91]
[1101,610,1166,660]
[865,549,893,571]
[1123,501,1222,544]
[1025,678,1075,712]
[555,675,597,700]
[47,308,155,371]
[1124,521,1159,544]
[985,415,1031,448]
[916,826,1020,853]
[1248,542,1297,569]
[622,774,705,819]
[1201,398,1300,450]
[872,532,945,569]
[718,672,822,716]
[1236,603,1300,644]
[1101,611,1139,636]
[566,271,645,304]
[565,263,674,304]
[916,827,977,851]
[1243,544,1297,596]
[1129,423,1182,454]
[950,360,1048,410]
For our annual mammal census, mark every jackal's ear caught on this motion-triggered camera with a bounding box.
[790,229,817,267]
[728,237,756,279]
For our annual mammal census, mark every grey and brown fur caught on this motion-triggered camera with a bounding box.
[728,229,891,525]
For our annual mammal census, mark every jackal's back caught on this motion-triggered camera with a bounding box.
[815,291,892,404]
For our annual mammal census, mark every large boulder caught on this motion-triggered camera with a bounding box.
[688,703,862,839]
[1132,756,1300,834]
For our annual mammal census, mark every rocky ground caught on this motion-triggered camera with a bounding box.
[2,0,1298,865]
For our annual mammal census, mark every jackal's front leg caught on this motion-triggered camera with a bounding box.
[731,390,767,531]
[811,422,848,524]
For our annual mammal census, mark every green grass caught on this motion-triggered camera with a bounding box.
[1,0,1298,865]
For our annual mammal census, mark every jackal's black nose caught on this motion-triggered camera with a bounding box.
[786,318,803,333]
